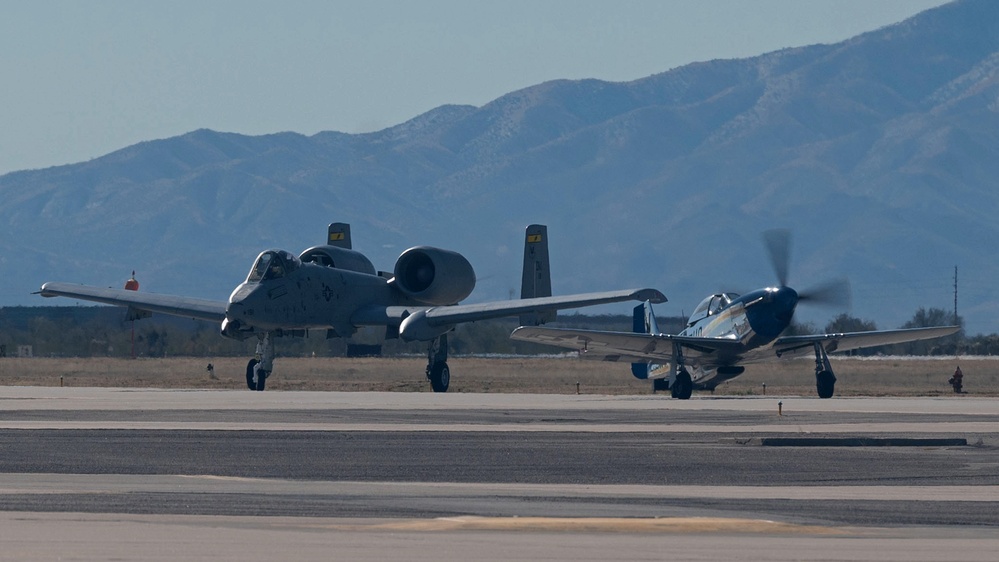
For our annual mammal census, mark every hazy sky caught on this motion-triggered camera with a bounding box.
[1,0,947,175]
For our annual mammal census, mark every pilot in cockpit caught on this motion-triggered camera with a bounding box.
[253,257,270,280]
[268,262,284,278]
[709,294,730,316]
[249,253,278,282]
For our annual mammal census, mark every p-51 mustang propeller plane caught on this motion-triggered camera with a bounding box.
[39,223,666,392]
[512,230,959,399]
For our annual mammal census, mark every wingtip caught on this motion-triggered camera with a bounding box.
[636,288,667,304]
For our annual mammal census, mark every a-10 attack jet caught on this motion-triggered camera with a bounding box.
[511,230,959,399]
[39,223,665,392]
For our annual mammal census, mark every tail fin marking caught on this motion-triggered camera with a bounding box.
[519,224,555,326]
[328,222,352,249]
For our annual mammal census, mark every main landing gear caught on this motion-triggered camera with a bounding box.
[670,342,693,400]
[245,332,274,391]
[238,330,452,393]
[426,334,450,393]
[813,342,836,399]
[671,368,693,399]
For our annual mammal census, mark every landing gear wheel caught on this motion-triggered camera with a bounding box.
[652,378,669,393]
[429,362,450,393]
[816,370,836,399]
[246,358,268,391]
[246,359,258,390]
[672,369,693,400]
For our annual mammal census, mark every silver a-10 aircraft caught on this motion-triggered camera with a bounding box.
[39,223,666,392]
[512,230,959,399]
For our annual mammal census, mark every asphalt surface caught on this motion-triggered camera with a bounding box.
[1,388,997,561]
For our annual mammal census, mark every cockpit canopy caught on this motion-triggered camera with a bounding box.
[688,292,739,326]
[246,250,301,283]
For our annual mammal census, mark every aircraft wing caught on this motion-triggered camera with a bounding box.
[511,325,962,364]
[509,327,744,363]
[37,282,227,323]
[773,326,961,357]
[352,288,667,328]
[425,288,666,325]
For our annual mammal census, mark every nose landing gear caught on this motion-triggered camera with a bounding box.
[245,332,274,391]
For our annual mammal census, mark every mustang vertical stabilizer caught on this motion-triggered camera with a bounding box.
[630,301,669,385]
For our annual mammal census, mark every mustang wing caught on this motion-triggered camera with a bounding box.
[509,326,744,364]
[38,282,227,323]
[352,289,666,328]
[773,326,961,357]
[512,325,961,364]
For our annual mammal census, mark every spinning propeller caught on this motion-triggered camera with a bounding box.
[762,229,851,310]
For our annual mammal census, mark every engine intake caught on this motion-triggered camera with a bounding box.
[392,246,475,305]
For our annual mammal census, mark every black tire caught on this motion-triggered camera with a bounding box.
[246,359,259,390]
[652,378,669,393]
[816,370,836,398]
[246,358,268,391]
[429,362,450,393]
[675,370,693,400]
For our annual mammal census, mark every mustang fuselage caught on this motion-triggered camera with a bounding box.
[666,287,800,388]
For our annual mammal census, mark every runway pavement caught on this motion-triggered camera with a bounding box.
[1,387,997,561]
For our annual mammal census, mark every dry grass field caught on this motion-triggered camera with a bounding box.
[1,354,997,396]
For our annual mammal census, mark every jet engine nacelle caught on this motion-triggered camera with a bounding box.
[392,246,475,305]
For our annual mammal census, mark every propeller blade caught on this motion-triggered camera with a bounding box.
[762,229,791,287]
[799,278,852,309]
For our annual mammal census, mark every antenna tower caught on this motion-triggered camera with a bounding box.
[953,265,958,325]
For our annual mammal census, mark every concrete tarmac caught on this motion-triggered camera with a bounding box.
[1,387,997,561]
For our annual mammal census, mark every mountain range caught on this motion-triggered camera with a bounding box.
[2,0,998,335]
